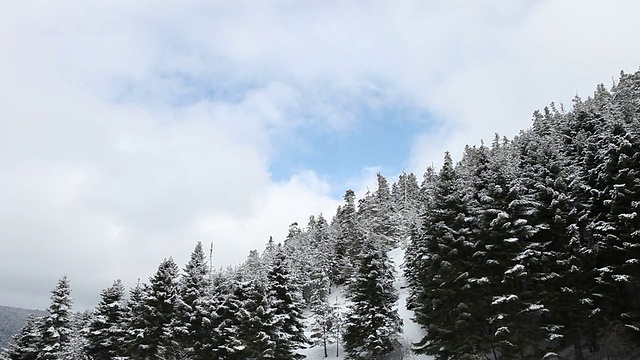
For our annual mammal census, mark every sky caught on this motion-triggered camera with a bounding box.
[2,0,640,310]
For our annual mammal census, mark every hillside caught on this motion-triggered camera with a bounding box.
[299,248,432,359]
[0,306,46,349]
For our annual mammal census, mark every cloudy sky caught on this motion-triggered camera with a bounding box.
[2,0,640,310]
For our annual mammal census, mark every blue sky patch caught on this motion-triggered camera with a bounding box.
[269,102,434,194]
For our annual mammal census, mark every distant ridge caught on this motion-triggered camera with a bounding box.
[0,305,47,348]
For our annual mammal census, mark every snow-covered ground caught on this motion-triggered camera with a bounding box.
[299,248,433,359]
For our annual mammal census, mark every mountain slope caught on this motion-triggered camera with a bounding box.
[299,247,433,359]
[0,305,46,348]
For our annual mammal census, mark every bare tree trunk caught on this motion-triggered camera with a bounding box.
[323,337,327,358]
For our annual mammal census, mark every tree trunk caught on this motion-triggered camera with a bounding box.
[323,337,327,358]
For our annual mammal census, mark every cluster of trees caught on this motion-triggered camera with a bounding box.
[2,174,407,359]
[1,243,310,360]
[5,69,639,360]
[0,307,47,349]
[405,70,640,359]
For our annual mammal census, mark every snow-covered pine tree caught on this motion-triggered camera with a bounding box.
[309,296,334,358]
[267,250,308,359]
[307,214,334,297]
[240,249,264,282]
[403,166,438,311]
[123,279,147,358]
[173,242,211,359]
[333,189,359,284]
[356,174,400,251]
[137,258,180,359]
[85,279,128,360]
[343,234,401,359]
[210,278,246,359]
[37,276,74,360]
[235,280,277,359]
[3,314,42,360]
[513,116,583,355]
[409,152,475,358]
[63,311,90,360]
[391,171,422,246]
[479,138,545,358]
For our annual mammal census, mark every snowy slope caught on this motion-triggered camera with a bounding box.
[298,248,433,359]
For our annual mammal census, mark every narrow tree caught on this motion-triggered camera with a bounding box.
[85,279,128,359]
[38,276,74,360]
[343,235,401,359]
[137,258,180,359]
[173,242,210,359]
[267,251,308,359]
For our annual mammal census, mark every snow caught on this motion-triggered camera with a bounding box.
[491,294,518,305]
[298,247,433,359]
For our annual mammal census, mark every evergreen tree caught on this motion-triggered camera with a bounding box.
[267,251,308,359]
[137,258,180,359]
[123,279,147,358]
[173,242,211,359]
[38,276,74,360]
[333,189,359,284]
[235,280,277,359]
[4,315,42,360]
[343,235,401,359]
[392,172,422,246]
[309,298,335,358]
[409,152,482,357]
[210,279,245,359]
[85,279,128,360]
[63,311,90,360]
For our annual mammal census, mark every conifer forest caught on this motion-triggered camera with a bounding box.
[3,70,640,359]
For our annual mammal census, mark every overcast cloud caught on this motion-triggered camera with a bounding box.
[1,0,640,309]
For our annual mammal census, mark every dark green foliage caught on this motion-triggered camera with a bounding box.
[38,276,74,360]
[343,235,401,359]
[85,279,128,360]
[4,315,42,360]
[267,251,308,359]
[333,189,360,285]
[404,70,640,359]
[173,242,211,359]
[136,258,180,359]
[235,280,277,359]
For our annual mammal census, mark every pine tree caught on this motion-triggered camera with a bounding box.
[343,235,401,359]
[267,251,308,359]
[123,279,147,358]
[137,258,180,359]
[392,172,422,246]
[409,152,484,358]
[85,279,128,360]
[333,189,359,284]
[63,311,90,360]
[38,276,74,360]
[309,298,335,358]
[235,280,277,359]
[210,279,245,359]
[4,315,42,360]
[173,242,211,359]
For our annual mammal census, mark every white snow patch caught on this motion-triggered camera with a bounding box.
[298,247,433,359]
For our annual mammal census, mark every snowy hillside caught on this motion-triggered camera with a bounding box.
[299,248,432,360]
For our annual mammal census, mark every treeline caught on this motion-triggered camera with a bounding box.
[1,174,410,359]
[405,70,640,359]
